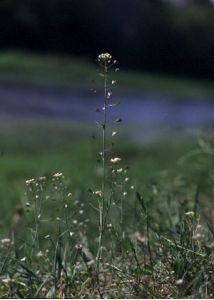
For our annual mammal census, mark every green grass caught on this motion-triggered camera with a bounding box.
[0,120,213,298]
[0,48,214,297]
[0,51,214,97]
[0,120,212,227]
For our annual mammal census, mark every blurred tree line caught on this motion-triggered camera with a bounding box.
[0,0,214,79]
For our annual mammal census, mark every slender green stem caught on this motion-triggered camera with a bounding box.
[96,62,108,275]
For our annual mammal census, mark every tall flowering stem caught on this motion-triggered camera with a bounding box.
[96,53,112,275]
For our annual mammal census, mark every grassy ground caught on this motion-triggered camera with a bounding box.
[0,120,213,298]
[0,51,214,97]
[0,120,204,215]
[0,52,214,297]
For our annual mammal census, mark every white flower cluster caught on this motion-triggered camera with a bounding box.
[98,53,112,63]
[110,157,121,163]
[53,172,63,177]
[25,178,35,185]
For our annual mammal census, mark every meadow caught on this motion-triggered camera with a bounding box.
[0,53,213,298]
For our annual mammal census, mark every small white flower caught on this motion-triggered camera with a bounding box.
[94,190,102,197]
[106,223,112,229]
[37,251,43,258]
[75,244,82,250]
[125,177,129,182]
[26,178,35,185]
[107,91,112,98]
[98,53,112,63]
[185,211,194,217]
[20,257,26,262]
[117,168,123,173]
[53,172,63,178]
[110,157,121,163]
[2,277,11,284]
[176,279,183,285]
[1,238,11,244]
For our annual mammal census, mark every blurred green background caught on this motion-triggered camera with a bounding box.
[0,0,213,228]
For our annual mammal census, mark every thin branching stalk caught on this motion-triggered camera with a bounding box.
[96,59,108,276]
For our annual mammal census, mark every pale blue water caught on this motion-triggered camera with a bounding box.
[0,80,213,132]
